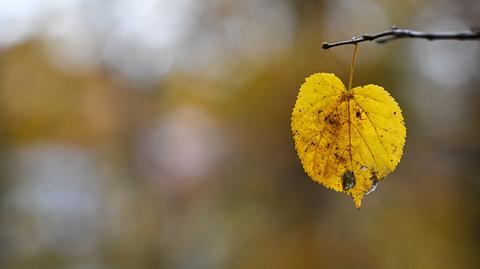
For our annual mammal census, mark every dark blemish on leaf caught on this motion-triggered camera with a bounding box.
[342,170,356,191]
[393,111,397,115]
[356,111,361,118]
[380,135,384,138]
[326,115,340,126]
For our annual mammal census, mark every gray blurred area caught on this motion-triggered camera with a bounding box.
[1,0,480,268]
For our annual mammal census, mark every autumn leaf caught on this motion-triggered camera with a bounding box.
[291,73,406,208]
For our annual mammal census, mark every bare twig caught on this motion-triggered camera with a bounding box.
[322,26,480,49]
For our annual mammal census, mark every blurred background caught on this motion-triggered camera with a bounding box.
[1,0,480,268]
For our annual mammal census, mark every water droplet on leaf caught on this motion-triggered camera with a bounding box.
[366,179,378,195]
[342,170,356,191]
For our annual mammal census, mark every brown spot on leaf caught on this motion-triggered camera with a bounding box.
[326,115,340,127]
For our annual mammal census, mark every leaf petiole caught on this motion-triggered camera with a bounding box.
[348,44,358,91]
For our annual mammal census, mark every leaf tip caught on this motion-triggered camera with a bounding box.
[353,195,363,209]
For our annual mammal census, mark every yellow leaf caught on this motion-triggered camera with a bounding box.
[291,73,406,208]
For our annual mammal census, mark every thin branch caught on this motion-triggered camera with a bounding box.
[322,26,480,49]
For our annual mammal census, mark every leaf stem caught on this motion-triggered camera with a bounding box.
[348,44,358,91]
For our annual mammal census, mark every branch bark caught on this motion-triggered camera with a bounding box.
[322,26,480,49]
